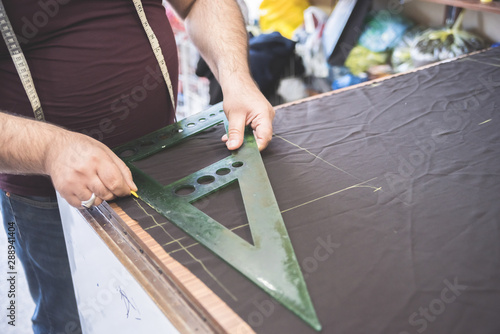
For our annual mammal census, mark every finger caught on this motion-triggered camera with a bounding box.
[75,189,96,209]
[65,194,85,208]
[109,152,137,192]
[53,177,91,208]
[225,111,246,150]
[221,133,229,143]
[253,117,274,151]
[96,161,130,197]
[89,177,115,201]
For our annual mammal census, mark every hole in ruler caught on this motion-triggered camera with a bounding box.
[197,175,215,185]
[232,161,244,168]
[199,118,207,122]
[157,132,171,140]
[118,148,137,158]
[219,109,224,113]
[186,123,196,128]
[178,128,184,133]
[193,180,254,245]
[140,140,155,147]
[174,185,195,196]
[216,168,231,176]
[209,113,216,117]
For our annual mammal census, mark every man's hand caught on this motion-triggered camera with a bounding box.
[0,112,136,208]
[45,131,137,208]
[170,0,275,150]
[221,77,275,151]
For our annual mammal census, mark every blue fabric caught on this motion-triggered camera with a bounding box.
[1,190,81,334]
[248,32,297,96]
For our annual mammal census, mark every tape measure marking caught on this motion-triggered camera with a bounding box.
[0,0,177,122]
[132,0,177,113]
[0,0,45,121]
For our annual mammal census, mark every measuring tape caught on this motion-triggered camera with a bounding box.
[0,0,177,121]
[132,0,176,113]
[0,0,45,121]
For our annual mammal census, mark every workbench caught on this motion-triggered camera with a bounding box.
[60,46,500,334]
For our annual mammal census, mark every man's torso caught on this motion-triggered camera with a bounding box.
[0,0,179,196]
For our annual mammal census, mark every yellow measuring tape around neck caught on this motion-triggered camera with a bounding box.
[0,0,177,121]
[0,0,45,121]
[132,0,176,113]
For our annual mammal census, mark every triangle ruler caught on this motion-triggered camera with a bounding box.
[113,102,321,331]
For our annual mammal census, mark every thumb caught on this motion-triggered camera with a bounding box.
[226,111,246,150]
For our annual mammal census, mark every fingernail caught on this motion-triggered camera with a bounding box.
[227,139,237,148]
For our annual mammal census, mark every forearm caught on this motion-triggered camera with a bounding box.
[182,0,252,87]
[0,111,65,175]
[167,0,274,151]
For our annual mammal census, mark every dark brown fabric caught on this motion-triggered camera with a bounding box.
[0,0,178,196]
[116,47,500,334]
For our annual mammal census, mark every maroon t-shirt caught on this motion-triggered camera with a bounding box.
[0,0,178,196]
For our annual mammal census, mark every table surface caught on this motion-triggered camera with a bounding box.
[114,47,500,334]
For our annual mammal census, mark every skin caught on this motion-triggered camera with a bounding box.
[0,0,274,208]
[171,0,275,151]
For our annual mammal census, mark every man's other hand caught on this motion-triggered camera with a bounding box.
[221,78,275,151]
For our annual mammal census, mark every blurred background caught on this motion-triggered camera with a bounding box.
[165,0,500,119]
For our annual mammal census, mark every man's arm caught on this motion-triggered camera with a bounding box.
[0,112,136,207]
[167,0,275,151]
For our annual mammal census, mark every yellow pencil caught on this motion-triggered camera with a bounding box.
[131,190,139,198]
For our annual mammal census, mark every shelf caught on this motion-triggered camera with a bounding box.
[417,0,500,14]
